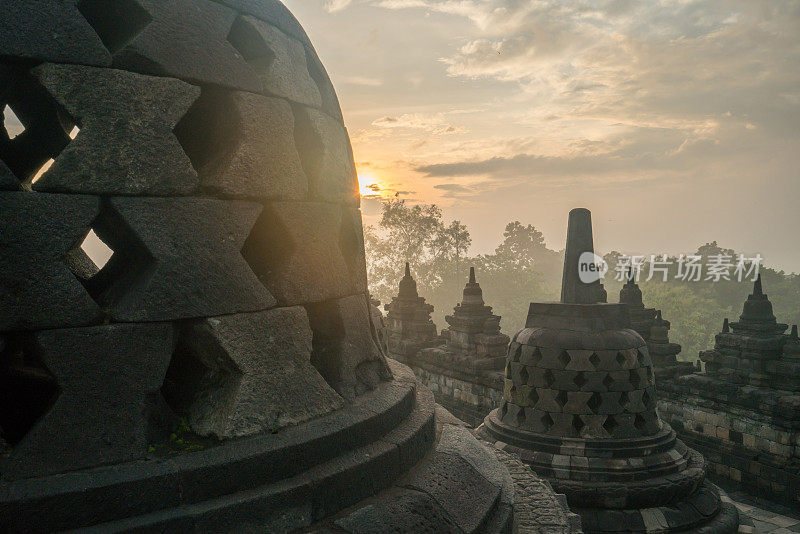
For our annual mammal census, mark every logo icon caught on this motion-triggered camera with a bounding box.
[578,252,608,284]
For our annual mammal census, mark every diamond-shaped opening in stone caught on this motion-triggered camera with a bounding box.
[0,68,76,186]
[541,412,554,431]
[527,388,539,408]
[574,371,587,389]
[555,390,568,409]
[242,204,295,293]
[0,337,60,448]
[616,351,627,367]
[519,365,530,385]
[29,158,54,185]
[589,352,601,369]
[75,206,156,307]
[619,391,630,409]
[603,415,618,437]
[543,369,555,388]
[68,230,115,283]
[630,369,642,389]
[78,0,152,55]
[572,415,585,436]
[586,392,601,413]
[227,16,277,73]
[516,407,527,427]
[641,390,651,408]
[2,105,24,140]
[558,350,571,368]
[634,414,648,434]
[602,373,614,390]
[173,87,237,179]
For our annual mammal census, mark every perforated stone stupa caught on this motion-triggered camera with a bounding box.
[480,208,740,533]
[0,3,516,531]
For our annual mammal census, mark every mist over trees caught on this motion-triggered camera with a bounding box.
[365,200,800,362]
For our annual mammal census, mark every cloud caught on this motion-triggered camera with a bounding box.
[434,183,471,192]
[324,0,353,12]
[343,76,383,86]
[372,113,464,134]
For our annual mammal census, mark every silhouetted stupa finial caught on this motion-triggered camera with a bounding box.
[753,274,763,296]
[560,208,607,304]
[469,266,476,284]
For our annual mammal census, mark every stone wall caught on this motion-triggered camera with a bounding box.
[392,348,503,428]
[658,377,800,508]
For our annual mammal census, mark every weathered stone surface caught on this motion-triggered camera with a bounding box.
[402,452,501,533]
[165,308,343,439]
[243,202,367,305]
[1,323,173,480]
[0,0,111,66]
[306,294,392,401]
[0,159,17,190]
[31,63,199,196]
[295,107,359,206]
[212,0,311,43]
[335,489,461,533]
[0,193,102,332]
[91,197,275,322]
[179,89,306,200]
[108,0,261,92]
[231,16,321,108]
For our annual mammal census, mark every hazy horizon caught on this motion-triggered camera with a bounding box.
[283,0,800,273]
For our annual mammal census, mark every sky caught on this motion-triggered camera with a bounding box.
[282,0,800,273]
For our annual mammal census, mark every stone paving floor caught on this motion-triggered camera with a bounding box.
[718,484,800,533]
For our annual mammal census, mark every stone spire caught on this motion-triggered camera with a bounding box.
[619,266,643,308]
[397,261,418,299]
[444,268,508,358]
[702,276,791,387]
[560,208,607,304]
[735,274,783,333]
[385,263,438,359]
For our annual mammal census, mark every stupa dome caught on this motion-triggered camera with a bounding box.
[0,3,514,532]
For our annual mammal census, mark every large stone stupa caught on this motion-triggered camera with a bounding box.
[480,208,739,533]
[0,3,514,531]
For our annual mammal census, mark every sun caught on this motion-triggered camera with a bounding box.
[357,171,383,197]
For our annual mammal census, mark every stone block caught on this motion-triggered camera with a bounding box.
[231,16,321,108]
[243,202,366,305]
[0,193,102,331]
[32,63,199,196]
[0,0,111,66]
[2,323,173,480]
[165,308,343,439]
[305,294,392,401]
[91,197,275,322]
[109,0,261,92]
[181,89,306,200]
[335,488,460,533]
[294,107,359,206]
[401,451,501,533]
